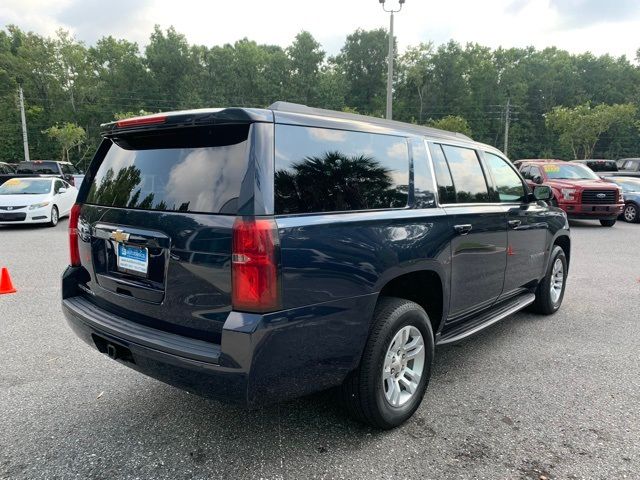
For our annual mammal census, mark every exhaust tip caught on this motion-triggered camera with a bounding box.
[106,344,118,360]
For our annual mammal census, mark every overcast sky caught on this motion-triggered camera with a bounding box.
[1,0,639,60]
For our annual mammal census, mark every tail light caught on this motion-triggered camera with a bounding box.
[69,203,81,267]
[116,114,167,128]
[231,217,281,312]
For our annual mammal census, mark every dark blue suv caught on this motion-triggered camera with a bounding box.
[62,103,570,428]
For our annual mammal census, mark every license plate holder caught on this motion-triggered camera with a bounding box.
[116,243,148,276]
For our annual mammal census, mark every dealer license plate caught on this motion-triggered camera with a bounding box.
[117,243,148,275]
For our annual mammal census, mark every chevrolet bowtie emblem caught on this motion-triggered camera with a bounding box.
[110,229,130,243]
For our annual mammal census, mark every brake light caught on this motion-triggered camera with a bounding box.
[231,217,280,312]
[115,114,167,128]
[69,203,81,267]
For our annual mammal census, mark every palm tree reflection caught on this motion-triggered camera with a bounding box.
[275,152,407,213]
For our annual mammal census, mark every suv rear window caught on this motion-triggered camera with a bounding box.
[85,125,250,214]
[17,161,59,174]
[274,125,409,214]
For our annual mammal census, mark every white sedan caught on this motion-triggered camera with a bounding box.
[0,177,78,227]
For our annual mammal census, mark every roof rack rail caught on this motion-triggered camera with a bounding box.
[267,101,473,141]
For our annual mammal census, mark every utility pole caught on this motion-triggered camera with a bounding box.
[379,0,405,120]
[503,97,511,157]
[386,10,394,120]
[18,86,30,162]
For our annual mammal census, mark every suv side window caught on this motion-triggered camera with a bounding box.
[61,164,71,174]
[484,153,526,203]
[441,145,491,203]
[428,143,456,204]
[274,125,409,214]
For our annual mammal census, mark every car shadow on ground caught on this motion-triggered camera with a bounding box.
[23,309,550,478]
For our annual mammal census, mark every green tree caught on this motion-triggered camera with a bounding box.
[429,115,473,137]
[334,28,389,115]
[43,122,86,162]
[545,103,638,159]
[287,31,325,104]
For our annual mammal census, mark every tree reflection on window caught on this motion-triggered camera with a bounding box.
[275,151,408,213]
[87,166,161,210]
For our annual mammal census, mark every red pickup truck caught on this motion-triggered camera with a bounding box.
[515,159,624,227]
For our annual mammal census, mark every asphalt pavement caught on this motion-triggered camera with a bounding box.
[0,219,638,480]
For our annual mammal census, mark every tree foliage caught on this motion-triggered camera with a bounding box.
[429,115,473,137]
[0,24,639,165]
[545,103,638,159]
[42,122,86,162]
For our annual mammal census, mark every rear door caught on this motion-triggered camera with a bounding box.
[76,123,257,343]
[430,143,507,323]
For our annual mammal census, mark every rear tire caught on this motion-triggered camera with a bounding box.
[623,203,639,223]
[530,245,567,315]
[48,206,59,227]
[599,219,616,227]
[340,297,434,429]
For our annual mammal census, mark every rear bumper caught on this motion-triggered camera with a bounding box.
[561,203,623,219]
[62,267,377,406]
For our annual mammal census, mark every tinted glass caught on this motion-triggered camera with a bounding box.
[484,153,526,202]
[441,145,491,203]
[54,180,64,193]
[411,139,436,208]
[17,161,59,174]
[274,125,409,214]
[86,125,250,214]
[429,143,456,203]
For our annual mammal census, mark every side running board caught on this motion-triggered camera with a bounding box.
[437,293,536,345]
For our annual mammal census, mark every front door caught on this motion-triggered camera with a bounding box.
[482,152,548,296]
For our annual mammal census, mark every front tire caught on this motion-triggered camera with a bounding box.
[530,245,567,315]
[599,218,616,227]
[47,206,59,227]
[341,297,434,429]
[623,203,639,223]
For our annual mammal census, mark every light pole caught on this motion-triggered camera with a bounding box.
[379,0,404,120]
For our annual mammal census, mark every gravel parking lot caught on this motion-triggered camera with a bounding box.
[1,219,638,480]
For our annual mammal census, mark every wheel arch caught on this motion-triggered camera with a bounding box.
[376,268,447,337]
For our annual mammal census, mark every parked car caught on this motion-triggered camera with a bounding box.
[0,177,78,226]
[62,103,570,429]
[603,176,640,223]
[16,160,84,186]
[617,158,640,174]
[516,159,623,226]
[0,162,16,174]
[573,159,618,172]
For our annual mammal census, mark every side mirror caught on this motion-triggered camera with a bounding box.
[533,175,543,185]
[533,185,552,201]
[58,187,67,194]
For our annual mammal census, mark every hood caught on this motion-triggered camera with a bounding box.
[623,191,640,202]
[0,193,52,207]
[546,178,618,190]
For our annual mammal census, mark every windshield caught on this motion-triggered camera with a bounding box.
[0,178,52,194]
[609,178,640,193]
[17,161,59,174]
[543,163,599,180]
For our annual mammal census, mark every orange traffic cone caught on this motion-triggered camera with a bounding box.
[0,267,16,294]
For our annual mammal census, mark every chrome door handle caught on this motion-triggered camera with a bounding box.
[454,224,473,235]
[508,219,522,228]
